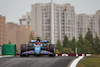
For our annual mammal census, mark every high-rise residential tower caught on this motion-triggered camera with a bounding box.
[75,14,95,40]
[6,22,31,53]
[94,10,100,38]
[31,3,75,43]
[0,15,6,45]
[19,12,31,26]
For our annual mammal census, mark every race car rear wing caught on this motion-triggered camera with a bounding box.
[42,40,50,43]
[29,40,49,43]
[41,40,48,43]
[29,40,36,43]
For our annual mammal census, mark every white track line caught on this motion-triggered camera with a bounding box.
[70,55,84,67]
[0,55,14,58]
[0,56,2,58]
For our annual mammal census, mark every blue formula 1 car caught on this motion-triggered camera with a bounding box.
[20,37,56,57]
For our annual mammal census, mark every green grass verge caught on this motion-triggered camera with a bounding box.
[77,58,100,67]
[91,54,100,57]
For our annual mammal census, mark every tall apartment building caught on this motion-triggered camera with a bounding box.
[19,12,31,26]
[94,10,100,38]
[0,15,6,45]
[75,10,100,40]
[75,14,95,40]
[31,3,75,43]
[6,22,31,53]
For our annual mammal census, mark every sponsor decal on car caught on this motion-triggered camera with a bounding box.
[34,47,41,53]
[41,51,53,54]
[23,51,34,54]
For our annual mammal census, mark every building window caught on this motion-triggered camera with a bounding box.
[57,22,59,25]
[99,19,100,28]
[20,22,22,25]
[62,26,64,28]
[35,7,37,11]
[99,30,100,35]
[56,9,59,11]
[41,9,45,11]
[71,10,74,12]
[68,20,70,22]
[27,21,30,26]
[62,23,64,25]
[68,22,70,25]
[28,16,30,19]
[62,13,64,15]
[62,20,64,22]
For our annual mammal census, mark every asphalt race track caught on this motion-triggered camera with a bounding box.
[0,56,76,67]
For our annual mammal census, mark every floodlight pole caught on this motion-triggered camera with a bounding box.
[51,0,54,44]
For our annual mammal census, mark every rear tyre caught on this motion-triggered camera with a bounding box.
[20,44,27,57]
[49,44,56,57]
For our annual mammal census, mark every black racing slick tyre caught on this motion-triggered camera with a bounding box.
[21,44,26,52]
[20,44,27,57]
[49,44,56,57]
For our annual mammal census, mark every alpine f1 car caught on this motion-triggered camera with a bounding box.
[20,37,56,57]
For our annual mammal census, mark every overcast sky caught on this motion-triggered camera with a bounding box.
[0,0,100,24]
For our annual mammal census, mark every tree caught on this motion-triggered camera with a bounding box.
[85,28,94,53]
[56,49,60,54]
[77,33,84,52]
[63,35,69,48]
[77,33,93,53]
[94,33,100,53]
[85,28,93,45]
[56,39,63,53]
[8,41,11,44]
[29,32,35,40]
[71,36,77,53]
[72,36,76,43]
[62,48,74,53]
[82,39,92,53]
[78,33,84,44]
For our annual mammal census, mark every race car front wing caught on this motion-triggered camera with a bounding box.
[22,50,53,55]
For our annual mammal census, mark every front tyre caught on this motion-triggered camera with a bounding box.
[53,48,56,56]
[20,44,28,57]
[49,44,56,57]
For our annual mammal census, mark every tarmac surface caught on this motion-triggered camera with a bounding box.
[0,56,76,67]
